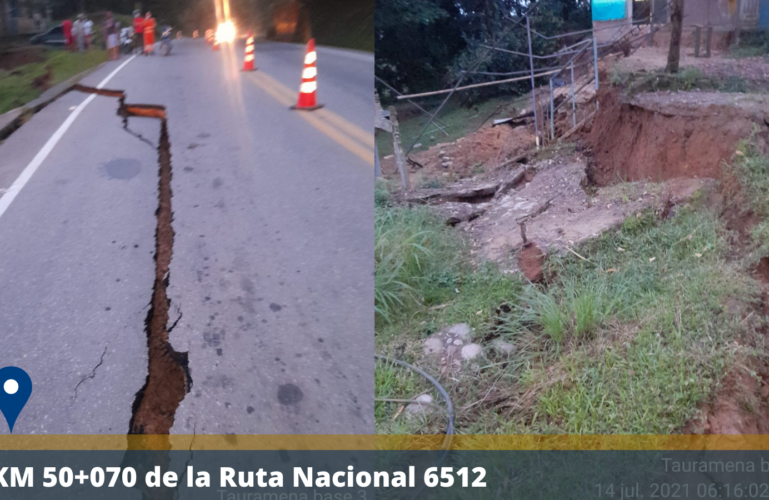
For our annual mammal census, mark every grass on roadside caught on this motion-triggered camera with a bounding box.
[609,66,753,95]
[0,48,107,114]
[375,179,463,324]
[375,179,762,434]
[376,95,525,157]
[726,135,769,254]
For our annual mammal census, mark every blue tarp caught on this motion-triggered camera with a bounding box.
[593,0,626,21]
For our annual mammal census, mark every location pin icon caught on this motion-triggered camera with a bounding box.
[0,367,32,433]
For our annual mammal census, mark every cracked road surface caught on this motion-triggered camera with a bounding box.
[0,39,373,434]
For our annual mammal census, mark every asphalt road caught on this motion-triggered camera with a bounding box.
[0,39,374,435]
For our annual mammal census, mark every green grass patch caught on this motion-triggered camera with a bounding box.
[730,29,769,58]
[729,45,769,59]
[375,179,762,434]
[375,180,463,324]
[532,207,757,433]
[376,95,525,157]
[725,135,769,254]
[0,48,107,114]
[609,66,753,95]
[374,358,446,434]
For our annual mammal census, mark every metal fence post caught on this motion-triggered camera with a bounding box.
[593,36,599,91]
[526,15,540,149]
[375,142,381,178]
[649,0,655,46]
[570,61,576,128]
[549,79,554,140]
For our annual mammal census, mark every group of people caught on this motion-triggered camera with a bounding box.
[132,10,157,55]
[61,14,93,53]
[61,11,157,60]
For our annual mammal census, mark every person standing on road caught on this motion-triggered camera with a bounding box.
[132,10,144,54]
[72,14,85,53]
[143,11,156,55]
[106,18,119,60]
[102,12,114,51]
[62,18,73,51]
[83,16,93,50]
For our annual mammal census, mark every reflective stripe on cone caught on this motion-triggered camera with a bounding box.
[290,38,323,111]
[242,33,256,71]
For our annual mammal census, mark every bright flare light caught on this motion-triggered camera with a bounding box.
[216,21,236,43]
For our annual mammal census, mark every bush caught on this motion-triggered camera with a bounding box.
[374,190,461,323]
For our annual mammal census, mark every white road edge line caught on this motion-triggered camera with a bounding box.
[0,54,137,220]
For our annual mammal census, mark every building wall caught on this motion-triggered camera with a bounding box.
[684,0,733,27]
[1,0,50,36]
[590,0,757,43]
[593,0,633,43]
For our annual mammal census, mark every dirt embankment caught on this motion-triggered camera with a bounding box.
[583,88,769,434]
[584,88,769,186]
[0,47,46,71]
[381,123,534,182]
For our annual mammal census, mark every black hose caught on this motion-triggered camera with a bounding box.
[375,355,455,500]
[375,355,454,437]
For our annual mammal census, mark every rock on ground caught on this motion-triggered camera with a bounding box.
[422,323,483,374]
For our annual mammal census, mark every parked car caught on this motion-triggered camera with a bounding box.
[30,25,65,46]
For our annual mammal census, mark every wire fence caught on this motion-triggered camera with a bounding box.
[376,0,769,175]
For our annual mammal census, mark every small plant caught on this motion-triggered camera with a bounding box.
[419,177,443,190]
[538,294,568,344]
[726,135,769,250]
[621,209,656,235]
[679,66,703,90]
[609,67,630,87]
[375,179,390,208]
[375,202,461,323]
[572,288,601,338]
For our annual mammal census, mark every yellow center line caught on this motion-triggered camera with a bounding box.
[253,72,374,148]
[245,71,374,167]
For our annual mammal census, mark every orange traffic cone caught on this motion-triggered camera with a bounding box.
[290,38,323,111]
[242,32,256,71]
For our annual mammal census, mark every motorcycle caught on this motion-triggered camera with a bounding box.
[120,27,134,55]
[159,27,172,56]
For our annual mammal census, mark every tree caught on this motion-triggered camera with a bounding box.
[666,0,683,73]
[375,0,462,97]
[375,0,592,103]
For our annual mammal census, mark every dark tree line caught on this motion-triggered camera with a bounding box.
[376,0,591,102]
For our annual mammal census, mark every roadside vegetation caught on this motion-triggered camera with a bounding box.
[375,96,524,157]
[609,65,755,95]
[730,29,769,58]
[729,137,769,233]
[0,48,106,114]
[375,144,768,433]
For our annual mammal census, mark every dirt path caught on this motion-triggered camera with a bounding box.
[612,46,769,83]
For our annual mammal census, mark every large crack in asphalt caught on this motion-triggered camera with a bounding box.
[71,84,192,437]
